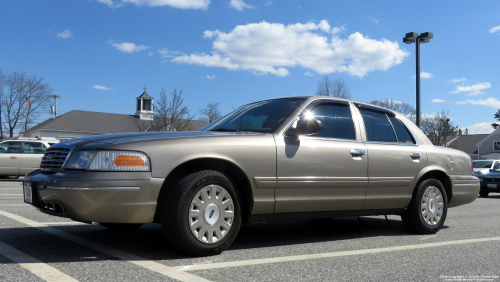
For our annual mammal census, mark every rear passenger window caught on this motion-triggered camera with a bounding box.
[23,142,47,154]
[359,109,397,142]
[388,116,415,144]
[309,104,356,140]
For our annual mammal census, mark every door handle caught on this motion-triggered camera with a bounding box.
[350,149,366,156]
[10,156,18,159]
[410,153,421,159]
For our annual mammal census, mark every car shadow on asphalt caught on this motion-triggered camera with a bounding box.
[0,216,445,263]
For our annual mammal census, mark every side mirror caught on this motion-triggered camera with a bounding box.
[285,116,322,138]
[489,169,493,172]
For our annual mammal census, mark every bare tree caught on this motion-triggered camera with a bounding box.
[134,119,152,132]
[315,76,351,99]
[1,71,52,138]
[370,99,416,122]
[420,110,459,146]
[0,70,4,139]
[154,88,195,131]
[199,102,221,123]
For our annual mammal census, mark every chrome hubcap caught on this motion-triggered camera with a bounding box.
[421,186,444,226]
[189,184,234,244]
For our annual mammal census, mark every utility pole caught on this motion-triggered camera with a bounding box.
[50,95,61,119]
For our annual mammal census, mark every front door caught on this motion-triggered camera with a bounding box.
[275,102,368,213]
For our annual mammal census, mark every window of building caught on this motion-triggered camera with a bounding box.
[494,141,500,151]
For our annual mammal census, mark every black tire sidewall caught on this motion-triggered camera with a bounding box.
[403,178,448,234]
[172,171,242,256]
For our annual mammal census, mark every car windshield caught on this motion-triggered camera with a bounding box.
[473,161,493,169]
[200,98,307,133]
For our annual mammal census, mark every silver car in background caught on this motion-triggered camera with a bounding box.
[0,138,59,179]
[24,96,479,256]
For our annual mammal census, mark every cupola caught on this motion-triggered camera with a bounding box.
[135,85,154,120]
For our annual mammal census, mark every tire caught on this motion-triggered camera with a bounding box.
[479,191,489,198]
[161,170,242,256]
[99,223,143,231]
[401,178,448,234]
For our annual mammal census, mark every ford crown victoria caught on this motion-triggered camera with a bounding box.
[24,96,479,256]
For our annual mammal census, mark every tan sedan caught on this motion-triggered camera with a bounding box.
[24,96,479,256]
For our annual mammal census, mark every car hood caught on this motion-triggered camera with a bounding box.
[477,172,500,178]
[58,131,266,149]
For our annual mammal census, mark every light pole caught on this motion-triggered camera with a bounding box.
[403,31,433,128]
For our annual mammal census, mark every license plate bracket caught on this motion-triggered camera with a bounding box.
[487,183,497,189]
[23,180,38,205]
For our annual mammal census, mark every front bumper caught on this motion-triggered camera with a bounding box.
[479,182,500,193]
[24,169,164,223]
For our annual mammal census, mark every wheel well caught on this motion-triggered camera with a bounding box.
[154,158,254,223]
[415,170,452,203]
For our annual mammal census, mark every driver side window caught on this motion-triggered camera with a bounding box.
[308,104,356,140]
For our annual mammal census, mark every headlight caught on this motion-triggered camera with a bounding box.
[478,178,484,182]
[66,150,150,171]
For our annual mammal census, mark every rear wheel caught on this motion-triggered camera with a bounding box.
[161,170,241,256]
[402,178,448,234]
[479,191,489,198]
[99,223,143,231]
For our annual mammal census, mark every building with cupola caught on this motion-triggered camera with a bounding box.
[22,88,207,141]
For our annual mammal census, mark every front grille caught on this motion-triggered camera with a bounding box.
[485,178,499,183]
[40,147,71,172]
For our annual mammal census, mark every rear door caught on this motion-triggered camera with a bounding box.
[19,142,47,174]
[0,142,22,175]
[355,104,428,210]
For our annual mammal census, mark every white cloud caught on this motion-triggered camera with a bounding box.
[432,99,446,103]
[304,71,313,77]
[331,25,345,35]
[456,97,500,109]
[170,20,409,77]
[93,85,115,91]
[203,75,216,79]
[420,71,432,78]
[57,29,72,39]
[451,82,491,96]
[448,77,466,83]
[96,0,210,9]
[370,18,379,24]
[489,25,500,33]
[265,1,272,7]
[109,41,149,53]
[461,122,495,134]
[148,51,154,57]
[229,0,254,11]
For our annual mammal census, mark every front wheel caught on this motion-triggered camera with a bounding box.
[401,178,448,234]
[161,170,242,256]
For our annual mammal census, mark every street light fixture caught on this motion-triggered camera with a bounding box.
[403,31,433,127]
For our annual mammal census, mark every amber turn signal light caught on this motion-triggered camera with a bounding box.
[114,155,145,167]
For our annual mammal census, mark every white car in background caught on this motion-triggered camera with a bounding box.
[472,159,500,176]
[0,138,59,179]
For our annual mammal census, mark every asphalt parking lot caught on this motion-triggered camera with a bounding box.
[1,178,499,282]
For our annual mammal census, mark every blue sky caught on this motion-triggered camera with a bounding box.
[1,0,500,134]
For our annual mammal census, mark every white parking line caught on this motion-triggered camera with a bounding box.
[0,210,211,282]
[0,239,79,282]
[0,204,27,206]
[172,236,500,272]
[0,194,23,195]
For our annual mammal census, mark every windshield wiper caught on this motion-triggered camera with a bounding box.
[209,128,239,132]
